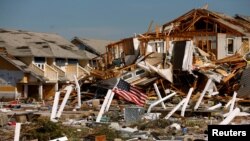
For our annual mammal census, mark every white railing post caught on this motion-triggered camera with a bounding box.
[207,103,222,111]
[147,92,176,113]
[165,98,187,119]
[181,87,193,117]
[56,85,73,118]
[74,75,81,108]
[96,89,113,122]
[105,92,115,112]
[220,108,240,125]
[50,91,60,122]
[194,78,212,111]
[153,83,166,109]
[230,92,237,113]
[14,123,21,141]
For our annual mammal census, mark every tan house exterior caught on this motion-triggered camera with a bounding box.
[71,37,112,68]
[0,29,90,100]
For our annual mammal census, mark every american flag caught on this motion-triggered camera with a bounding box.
[113,79,147,107]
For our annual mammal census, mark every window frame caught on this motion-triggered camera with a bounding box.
[227,38,234,55]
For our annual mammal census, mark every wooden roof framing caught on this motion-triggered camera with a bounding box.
[162,9,250,37]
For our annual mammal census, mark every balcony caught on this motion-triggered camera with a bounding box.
[29,63,89,82]
[44,64,58,81]
[65,64,89,81]
[29,63,58,82]
[51,64,66,80]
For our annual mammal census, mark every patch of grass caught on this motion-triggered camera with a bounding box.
[133,119,172,130]
[21,117,91,141]
[92,124,120,140]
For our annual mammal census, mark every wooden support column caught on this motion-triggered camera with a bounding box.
[165,36,170,52]
[24,84,28,98]
[55,82,58,92]
[74,75,81,108]
[39,83,43,100]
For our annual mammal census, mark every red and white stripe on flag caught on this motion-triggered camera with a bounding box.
[113,79,147,106]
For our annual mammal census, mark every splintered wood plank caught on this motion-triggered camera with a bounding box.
[222,73,235,83]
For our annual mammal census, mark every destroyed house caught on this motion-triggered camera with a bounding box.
[105,8,249,68]
[125,8,250,60]
[71,37,112,68]
[160,8,250,59]
[90,37,144,81]
[0,29,89,100]
[102,8,250,95]
[106,37,140,67]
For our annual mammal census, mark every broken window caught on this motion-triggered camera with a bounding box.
[34,57,45,70]
[227,38,234,54]
[156,42,164,53]
[122,73,133,80]
[147,41,165,53]
[68,59,78,64]
[55,58,66,66]
[135,69,145,76]
[34,57,45,63]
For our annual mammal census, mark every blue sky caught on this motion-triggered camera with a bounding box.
[0,0,250,40]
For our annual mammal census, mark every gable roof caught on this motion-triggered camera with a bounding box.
[0,29,88,59]
[162,9,250,36]
[0,53,26,71]
[0,53,44,81]
[235,14,250,23]
[71,37,112,56]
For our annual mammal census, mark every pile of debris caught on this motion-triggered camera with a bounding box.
[4,7,250,138]
[1,39,250,140]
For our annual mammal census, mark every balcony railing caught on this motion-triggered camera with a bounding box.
[78,65,90,77]
[51,64,66,78]
[30,63,89,82]
[44,64,58,81]
[29,63,44,77]
[29,63,58,81]
[65,64,77,81]
[65,64,89,81]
